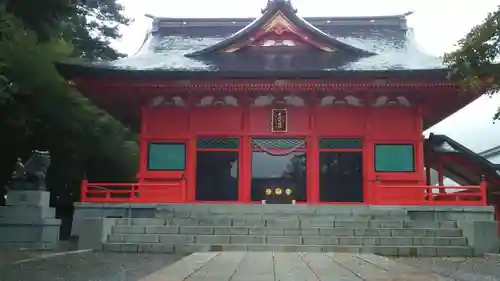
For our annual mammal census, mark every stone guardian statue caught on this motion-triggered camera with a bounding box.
[9,150,51,191]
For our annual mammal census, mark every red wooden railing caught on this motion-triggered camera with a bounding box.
[374,177,488,206]
[80,178,487,206]
[80,179,187,203]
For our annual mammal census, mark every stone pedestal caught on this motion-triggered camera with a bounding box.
[0,191,61,250]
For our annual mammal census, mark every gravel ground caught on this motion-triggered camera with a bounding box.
[0,241,78,268]
[0,251,185,281]
[0,250,44,268]
[395,257,500,281]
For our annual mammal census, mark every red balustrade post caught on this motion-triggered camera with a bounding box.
[80,175,88,202]
[437,158,445,194]
[131,184,137,202]
[105,184,110,200]
[479,174,487,206]
[373,176,381,205]
[182,179,187,201]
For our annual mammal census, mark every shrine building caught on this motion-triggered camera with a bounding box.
[55,0,500,206]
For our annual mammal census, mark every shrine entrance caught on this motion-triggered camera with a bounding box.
[195,138,239,202]
[250,138,307,203]
[318,138,364,203]
[319,152,364,202]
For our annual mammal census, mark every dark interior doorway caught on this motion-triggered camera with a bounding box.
[319,152,363,202]
[251,152,307,202]
[196,151,238,201]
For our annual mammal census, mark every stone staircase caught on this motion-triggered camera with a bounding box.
[102,205,473,256]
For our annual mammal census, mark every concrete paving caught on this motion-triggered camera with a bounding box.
[139,252,454,281]
[2,250,500,281]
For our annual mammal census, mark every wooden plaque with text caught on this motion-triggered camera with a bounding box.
[271,109,287,132]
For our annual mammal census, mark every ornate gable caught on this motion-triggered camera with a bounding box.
[223,11,336,52]
[187,0,374,57]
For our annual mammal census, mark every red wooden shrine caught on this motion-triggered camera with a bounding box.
[76,79,487,205]
[58,0,493,206]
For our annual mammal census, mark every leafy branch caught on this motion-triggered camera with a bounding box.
[444,6,500,95]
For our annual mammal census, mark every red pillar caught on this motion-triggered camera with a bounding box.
[186,94,196,202]
[307,94,319,203]
[415,107,425,184]
[363,140,375,204]
[186,137,196,202]
[240,94,251,203]
[138,106,146,183]
[240,135,251,202]
[363,106,374,204]
[307,135,319,203]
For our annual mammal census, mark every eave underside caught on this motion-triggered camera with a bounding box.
[56,63,451,80]
[68,73,480,132]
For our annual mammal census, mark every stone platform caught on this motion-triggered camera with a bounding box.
[0,191,61,249]
[72,203,500,256]
[72,203,500,257]
[139,251,453,281]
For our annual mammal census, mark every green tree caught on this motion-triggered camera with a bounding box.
[0,1,138,207]
[69,1,132,59]
[444,6,500,119]
[4,0,131,59]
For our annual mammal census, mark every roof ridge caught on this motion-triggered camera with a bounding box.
[147,12,413,22]
[151,13,410,32]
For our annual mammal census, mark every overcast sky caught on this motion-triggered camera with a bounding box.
[113,0,500,153]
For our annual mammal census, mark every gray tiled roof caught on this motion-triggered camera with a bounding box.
[95,12,444,72]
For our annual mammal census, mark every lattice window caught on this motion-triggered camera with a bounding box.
[374,144,414,172]
[197,138,240,149]
[319,138,362,149]
[252,138,306,149]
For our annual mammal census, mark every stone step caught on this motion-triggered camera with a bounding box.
[102,242,473,256]
[156,213,412,220]
[156,205,409,216]
[107,234,468,246]
[111,225,463,237]
[115,218,457,229]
